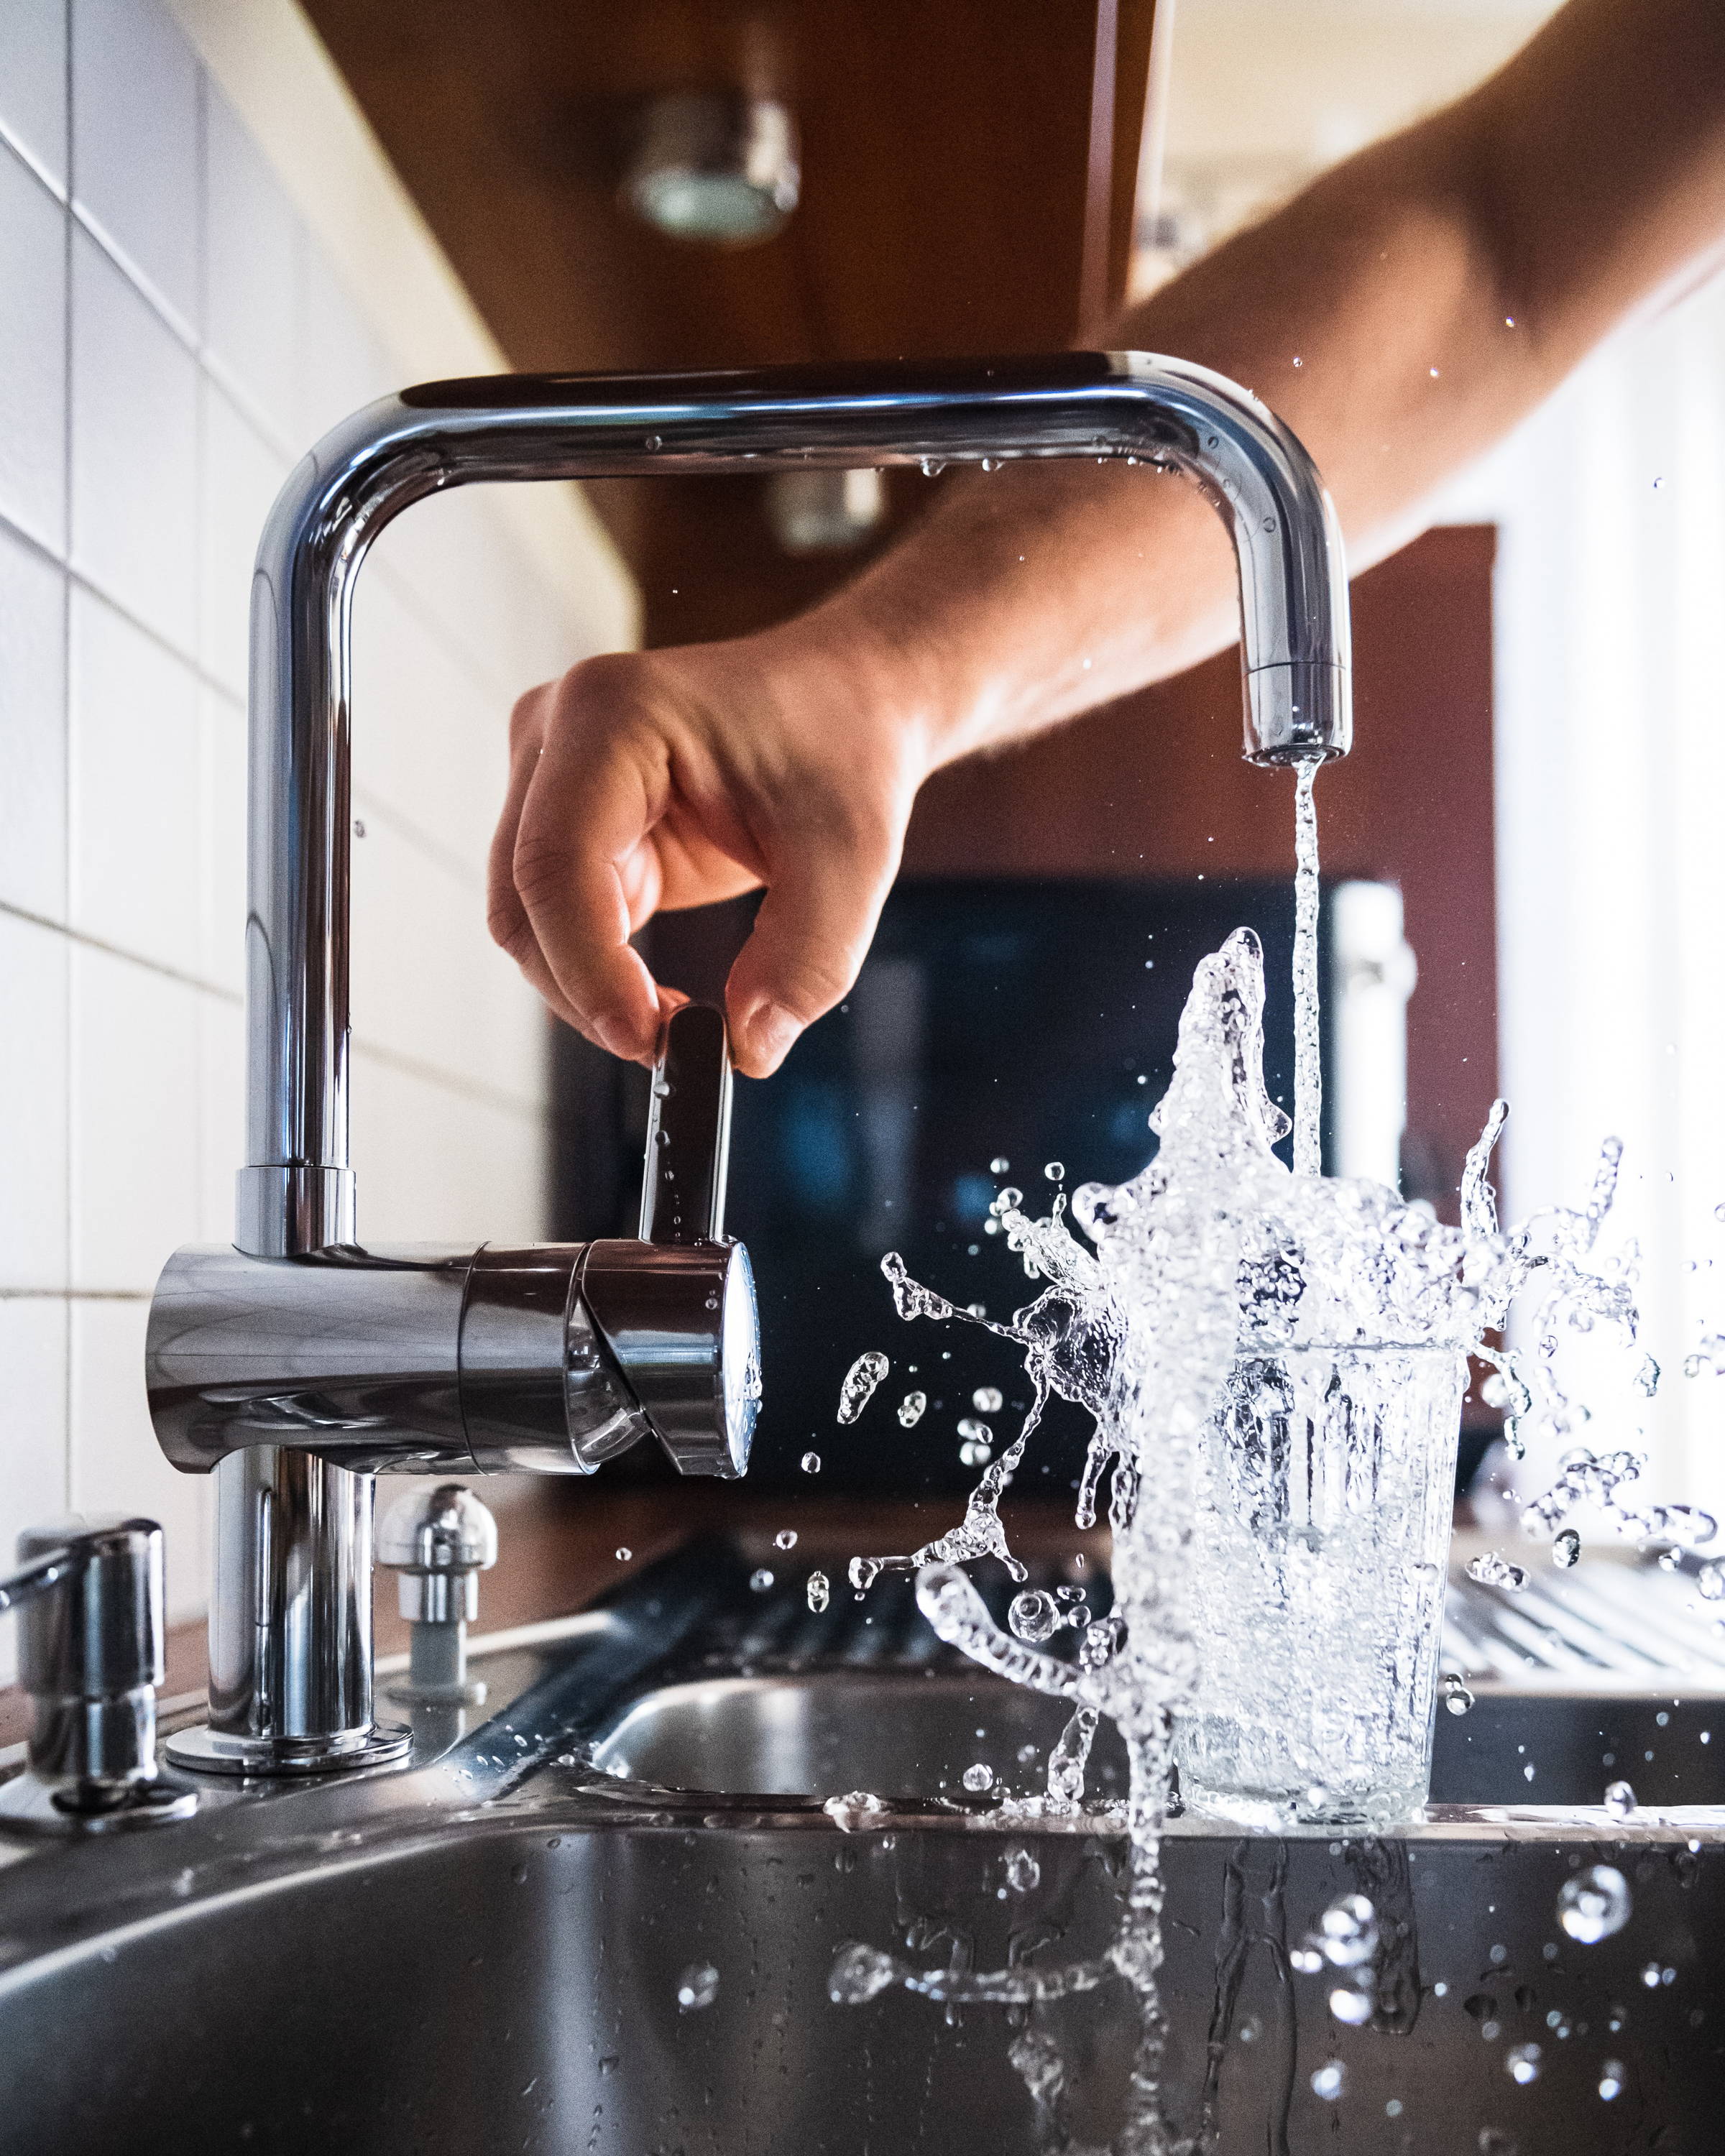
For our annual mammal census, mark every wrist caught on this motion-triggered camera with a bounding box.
[764,575,995,778]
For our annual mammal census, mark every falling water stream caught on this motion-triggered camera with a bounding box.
[823,767,1655,2153]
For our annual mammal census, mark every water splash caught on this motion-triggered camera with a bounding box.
[832,924,1637,2153]
[837,1351,889,1424]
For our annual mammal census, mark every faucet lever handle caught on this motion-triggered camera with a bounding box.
[640,1002,733,1245]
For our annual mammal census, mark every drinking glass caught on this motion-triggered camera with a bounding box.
[1177,1342,1466,1828]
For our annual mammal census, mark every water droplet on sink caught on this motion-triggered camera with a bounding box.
[1604,1779,1637,1818]
[676,1962,719,2011]
[1557,1864,1631,1942]
[829,1942,898,2001]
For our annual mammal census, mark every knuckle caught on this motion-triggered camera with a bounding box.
[485,890,533,959]
[776,949,857,1023]
[510,838,571,914]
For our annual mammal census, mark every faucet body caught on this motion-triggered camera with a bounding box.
[145,353,1352,1775]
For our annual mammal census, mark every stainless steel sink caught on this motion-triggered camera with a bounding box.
[1,1540,1722,2155]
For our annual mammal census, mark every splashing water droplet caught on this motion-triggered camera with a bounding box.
[1505,2042,1542,2085]
[1698,1561,1725,1601]
[1311,2062,1346,2101]
[1043,1161,1065,1182]
[1317,1892,1379,1968]
[774,1529,797,1550]
[896,1390,926,1427]
[1443,1671,1476,1715]
[749,1568,775,1593]
[1598,2060,1625,2101]
[1004,1846,1040,1892]
[1604,1779,1637,1819]
[1329,1986,1372,2025]
[962,1762,994,1792]
[1008,1590,1060,1642]
[1557,1864,1631,1943]
[850,1555,882,1593]
[676,1962,719,2011]
[960,1439,992,1467]
[990,1155,1010,1174]
[615,1547,632,1562]
[806,1570,830,1613]
[824,1790,888,1833]
[838,1351,889,1424]
[972,1386,1004,1413]
[957,1416,993,1443]
[1468,1552,1528,1591]
[801,1450,822,1473]
[1636,1355,1661,1397]
[1552,1527,1581,1568]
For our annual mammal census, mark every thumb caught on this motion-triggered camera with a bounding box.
[725,806,901,1077]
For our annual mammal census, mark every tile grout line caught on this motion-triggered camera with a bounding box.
[0,898,546,1120]
[0,1289,150,1303]
[0,897,242,1005]
[60,15,75,1514]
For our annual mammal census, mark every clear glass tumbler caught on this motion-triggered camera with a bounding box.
[1177,1343,1466,1828]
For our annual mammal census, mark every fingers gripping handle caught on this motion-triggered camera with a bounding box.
[581,1000,760,1479]
[640,1003,734,1243]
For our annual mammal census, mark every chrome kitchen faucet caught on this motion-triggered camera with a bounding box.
[143,353,1352,1776]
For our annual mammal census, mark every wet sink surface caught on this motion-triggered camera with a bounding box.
[2,1542,1724,2155]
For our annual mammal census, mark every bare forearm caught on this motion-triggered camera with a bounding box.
[803,0,1725,767]
[492,0,1725,1074]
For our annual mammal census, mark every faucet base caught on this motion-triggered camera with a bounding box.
[165,1721,410,1777]
[0,1771,199,1833]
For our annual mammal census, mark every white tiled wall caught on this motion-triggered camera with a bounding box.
[0,0,637,1678]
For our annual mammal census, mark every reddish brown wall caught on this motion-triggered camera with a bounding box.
[903,524,1499,1207]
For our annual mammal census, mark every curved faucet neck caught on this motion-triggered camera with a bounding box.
[239,352,1351,1259]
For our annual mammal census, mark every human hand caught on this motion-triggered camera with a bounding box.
[487,619,937,1078]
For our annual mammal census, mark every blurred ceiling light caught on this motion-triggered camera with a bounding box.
[766,469,886,555]
[622,91,800,244]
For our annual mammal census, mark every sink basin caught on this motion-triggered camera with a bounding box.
[1,1541,1722,2155]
